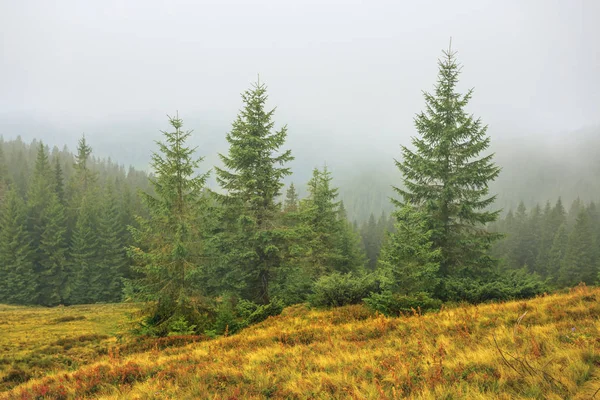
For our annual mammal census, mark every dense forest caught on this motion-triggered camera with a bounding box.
[0,48,598,337]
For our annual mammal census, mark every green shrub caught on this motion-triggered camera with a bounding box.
[210,296,284,336]
[442,268,547,303]
[167,315,197,336]
[309,272,379,308]
[364,291,441,316]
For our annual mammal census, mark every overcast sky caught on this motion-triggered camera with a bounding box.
[1,0,599,168]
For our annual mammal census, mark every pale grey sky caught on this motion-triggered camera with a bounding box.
[1,0,599,170]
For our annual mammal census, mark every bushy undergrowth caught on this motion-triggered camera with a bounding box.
[207,297,285,337]
[308,272,379,307]
[364,291,442,316]
[442,268,548,303]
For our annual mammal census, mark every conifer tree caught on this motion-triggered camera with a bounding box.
[299,167,343,276]
[215,81,293,304]
[68,195,99,304]
[559,210,598,286]
[547,223,568,284]
[97,181,127,302]
[377,205,441,295]
[392,44,501,290]
[535,199,566,276]
[283,183,299,213]
[27,143,55,303]
[361,213,379,270]
[53,157,65,204]
[336,201,367,273]
[38,193,68,306]
[0,142,9,203]
[127,114,210,332]
[0,188,37,304]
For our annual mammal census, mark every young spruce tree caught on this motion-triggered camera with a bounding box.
[127,114,210,334]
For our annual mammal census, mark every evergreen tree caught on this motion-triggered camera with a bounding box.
[27,143,54,303]
[96,181,127,302]
[283,183,299,213]
[336,200,367,273]
[38,193,68,306]
[0,188,36,304]
[127,114,210,332]
[377,205,441,295]
[215,81,293,304]
[361,213,379,270]
[392,45,500,293]
[547,223,568,284]
[567,197,583,228]
[299,167,343,276]
[0,142,9,203]
[559,210,598,286]
[53,156,65,204]
[68,195,99,304]
[535,199,566,276]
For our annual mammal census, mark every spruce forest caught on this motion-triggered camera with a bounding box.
[1,1,600,396]
[1,48,598,327]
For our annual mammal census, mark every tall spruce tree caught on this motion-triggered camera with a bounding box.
[215,81,293,304]
[0,188,37,304]
[392,44,501,291]
[38,193,68,306]
[68,195,100,304]
[97,181,127,302]
[559,210,597,286]
[127,114,210,333]
[299,167,343,277]
[0,142,9,203]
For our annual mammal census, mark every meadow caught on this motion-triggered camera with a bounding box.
[1,285,599,399]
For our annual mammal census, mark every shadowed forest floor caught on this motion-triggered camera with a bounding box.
[1,286,599,399]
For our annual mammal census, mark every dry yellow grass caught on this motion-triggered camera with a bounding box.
[2,286,600,399]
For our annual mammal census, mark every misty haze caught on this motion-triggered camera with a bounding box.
[1,1,599,399]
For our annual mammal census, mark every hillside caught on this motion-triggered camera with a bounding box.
[1,286,599,399]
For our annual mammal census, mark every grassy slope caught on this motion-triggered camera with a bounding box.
[2,286,600,399]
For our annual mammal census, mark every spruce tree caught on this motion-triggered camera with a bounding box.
[393,44,501,290]
[38,193,68,306]
[535,199,566,276]
[283,183,299,213]
[53,157,65,204]
[299,167,343,277]
[361,213,379,270]
[215,81,293,304]
[377,205,441,295]
[27,143,55,303]
[559,210,598,286]
[336,201,367,273]
[127,114,210,332]
[547,223,568,284]
[68,195,99,304]
[0,142,9,203]
[0,188,37,304]
[97,181,127,302]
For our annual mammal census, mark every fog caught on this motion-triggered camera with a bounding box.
[1,0,599,218]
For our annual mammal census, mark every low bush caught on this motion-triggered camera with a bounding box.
[364,291,442,316]
[442,268,548,303]
[309,272,379,308]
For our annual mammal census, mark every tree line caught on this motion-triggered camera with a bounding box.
[0,137,148,306]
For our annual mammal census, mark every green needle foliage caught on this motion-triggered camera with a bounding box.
[215,80,293,304]
[391,44,501,298]
[127,114,210,334]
